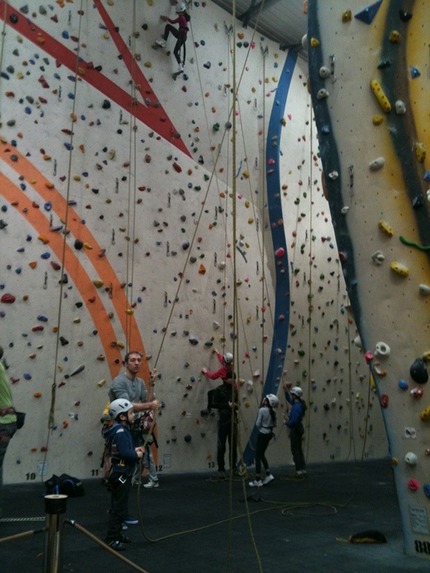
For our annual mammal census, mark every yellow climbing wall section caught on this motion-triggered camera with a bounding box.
[0,0,386,485]
[307,0,430,560]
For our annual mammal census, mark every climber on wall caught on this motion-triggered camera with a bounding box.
[156,2,191,74]
[201,348,234,417]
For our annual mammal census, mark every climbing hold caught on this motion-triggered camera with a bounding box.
[1,293,16,304]
[375,342,390,357]
[389,30,401,43]
[420,405,430,421]
[410,357,428,384]
[373,115,384,125]
[408,479,419,491]
[410,386,423,398]
[414,143,426,163]
[309,38,320,48]
[409,65,420,79]
[184,434,192,443]
[398,379,408,391]
[371,251,385,265]
[93,279,104,288]
[369,157,385,171]
[378,220,393,237]
[342,9,352,22]
[198,264,206,274]
[70,364,85,377]
[189,336,199,345]
[275,247,285,258]
[316,88,329,100]
[370,80,391,113]
[354,1,383,24]
[390,262,409,277]
[395,100,406,115]
[319,66,331,79]
[380,394,389,408]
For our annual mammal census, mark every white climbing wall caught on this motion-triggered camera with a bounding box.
[307,0,430,560]
[0,0,387,488]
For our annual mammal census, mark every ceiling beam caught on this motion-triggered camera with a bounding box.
[240,0,284,27]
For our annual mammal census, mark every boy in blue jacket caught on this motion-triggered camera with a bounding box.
[284,385,307,476]
[104,399,144,551]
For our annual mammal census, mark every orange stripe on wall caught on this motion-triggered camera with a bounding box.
[0,141,149,383]
[0,173,122,379]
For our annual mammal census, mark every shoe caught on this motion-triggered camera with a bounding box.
[123,515,138,525]
[177,63,184,73]
[119,534,132,543]
[108,540,126,551]
[200,409,210,417]
[263,474,274,485]
[156,39,166,48]
[121,522,128,531]
[249,479,263,487]
[144,480,159,488]
[216,471,226,480]
[295,470,307,477]
[232,468,242,477]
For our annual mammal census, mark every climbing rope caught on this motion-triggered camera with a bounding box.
[43,0,86,479]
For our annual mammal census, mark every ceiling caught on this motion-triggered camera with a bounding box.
[210,0,308,56]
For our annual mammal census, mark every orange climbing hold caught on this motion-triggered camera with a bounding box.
[198,264,206,275]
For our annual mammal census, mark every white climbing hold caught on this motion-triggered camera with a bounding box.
[419,284,430,296]
[317,88,329,100]
[328,171,339,180]
[395,100,406,115]
[369,157,385,171]
[353,335,362,348]
[372,251,385,265]
[375,341,390,357]
[319,66,331,79]
[341,206,349,215]
[213,321,220,330]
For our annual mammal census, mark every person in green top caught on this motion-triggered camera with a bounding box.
[0,345,17,515]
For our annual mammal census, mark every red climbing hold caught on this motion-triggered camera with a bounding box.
[32,325,44,332]
[275,248,285,258]
[380,394,389,408]
[173,162,182,173]
[1,293,16,304]
[50,261,61,271]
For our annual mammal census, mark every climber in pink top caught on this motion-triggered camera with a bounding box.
[202,349,234,383]
[156,2,190,74]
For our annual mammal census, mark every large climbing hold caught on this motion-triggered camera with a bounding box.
[354,1,383,25]
[410,357,428,384]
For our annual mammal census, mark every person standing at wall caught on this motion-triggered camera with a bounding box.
[0,346,17,516]
[156,2,191,74]
[108,351,160,522]
[283,384,307,477]
[211,372,239,480]
[249,394,279,487]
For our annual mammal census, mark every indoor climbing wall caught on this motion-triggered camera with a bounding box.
[0,0,386,489]
[307,0,430,560]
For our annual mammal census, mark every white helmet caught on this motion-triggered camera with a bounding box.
[266,394,279,408]
[223,352,233,365]
[290,386,303,398]
[109,399,133,420]
[176,2,187,13]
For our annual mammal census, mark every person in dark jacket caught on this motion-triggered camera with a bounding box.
[284,385,307,476]
[104,399,144,551]
[212,373,239,479]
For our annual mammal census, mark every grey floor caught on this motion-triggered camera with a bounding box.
[1,459,429,573]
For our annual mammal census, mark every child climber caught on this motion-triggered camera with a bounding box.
[249,394,279,487]
[284,384,307,477]
[156,2,190,74]
[104,399,144,551]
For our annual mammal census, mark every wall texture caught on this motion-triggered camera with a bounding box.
[0,0,386,491]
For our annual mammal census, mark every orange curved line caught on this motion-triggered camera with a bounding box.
[0,173,122,379]
[0,141,149,382]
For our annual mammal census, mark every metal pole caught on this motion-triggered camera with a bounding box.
[43,494,68,573]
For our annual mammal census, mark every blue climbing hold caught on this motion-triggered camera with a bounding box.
[23,373,32,380]
[410,65,420,79]
[41,252,51,259]
[355,0,383,24]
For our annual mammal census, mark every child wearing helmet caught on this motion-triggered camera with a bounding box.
[156,2,191,73]
[104,399,144,551]
[284,384,307,476]
[249,394,279,487]
[202,348,233,382]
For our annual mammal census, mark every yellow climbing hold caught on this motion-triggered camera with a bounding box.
[242,171,249,179]
[373,115,384,125]
[415,142,426,163]
[310,37,320,47]
[93,279,104,288]
[342,9,352,22]
[378,220,393,237]
[389,30,400,43]
[144,62,152,68]
[125,309,134,315]
[248,218,254,224]
[390,262,409,277]
[370,80,391,113]
[116,341,125,349]
[74,175,81,181]
[84,243,93,249]
[98,379,107,387]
